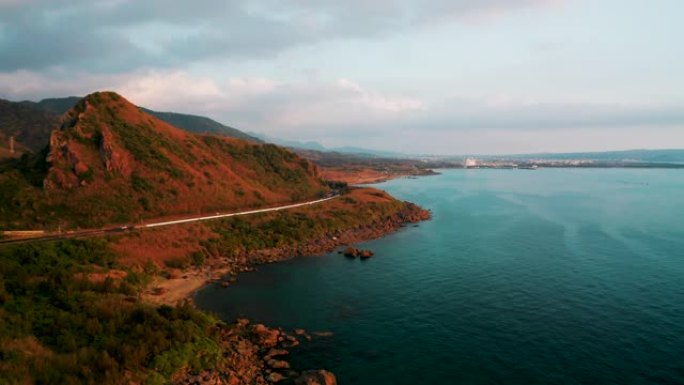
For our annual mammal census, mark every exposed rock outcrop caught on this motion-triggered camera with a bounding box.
[343,246,374,259]
[294,370,337,385]
[174,321,338,385]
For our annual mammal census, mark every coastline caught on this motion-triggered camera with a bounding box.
[319,167,439,185]
[144,201,431,306]
[138,193,431,384]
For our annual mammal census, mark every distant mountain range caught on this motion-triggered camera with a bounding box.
[500,149,684,164]
[1,95,681,166]
[248,132,407,158]
[443,149,684,166]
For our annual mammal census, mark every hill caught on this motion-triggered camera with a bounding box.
[0,96,260,158]
[0,92,432,385]
[0,91,327,229]
[141,108,261,142]
[0,99,60,154]
[34,96,83,115]
[249,131,408,157]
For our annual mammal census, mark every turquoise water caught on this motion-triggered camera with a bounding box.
[195,169,684,384]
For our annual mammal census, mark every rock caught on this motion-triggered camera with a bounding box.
[269,348,289,356]
[236,318,250,327]
[293,329,311,340]
[343,246,359,258]
[265,348,289,360]
[252,324,281,348]
[267,358,290,369]
[294,370,337,385]
[312,331,334,338]
[359,249,374,259]
[267,372,286,383]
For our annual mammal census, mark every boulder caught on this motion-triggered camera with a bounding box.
[294,370,337,385]
[343,246,359,258]
[359,249,374,259]
[265,348,289,359]
[267,372,286,383]
[252,324,280,348]
[267,358,290,369]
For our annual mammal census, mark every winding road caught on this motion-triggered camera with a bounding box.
[0,195,339,245]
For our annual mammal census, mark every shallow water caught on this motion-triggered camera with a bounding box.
[196,169,684,384]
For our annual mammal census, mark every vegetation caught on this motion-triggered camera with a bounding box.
[0,239,223,385]
[0,99,59,155]
[201,188,405,257]
[0,91,328,230]
[141,108,261,142]
[0,187,425,384]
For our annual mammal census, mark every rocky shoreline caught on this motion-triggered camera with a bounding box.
[161,201,431,384]
[174,319,337,385]
[208,201,431,283]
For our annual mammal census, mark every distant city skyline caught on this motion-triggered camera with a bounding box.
[1,0,683,154]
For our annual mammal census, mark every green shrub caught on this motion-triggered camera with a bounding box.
[0,240,223,384]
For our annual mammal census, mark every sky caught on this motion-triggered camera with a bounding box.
[1,0,683,155]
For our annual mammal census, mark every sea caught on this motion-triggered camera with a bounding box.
[195,168,684,384]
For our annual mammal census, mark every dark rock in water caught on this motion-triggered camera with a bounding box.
[294,328,312,340]
[267,358,290,369]
[312,331,334,338]
[344,246,374,258]
[343,246,359,258]
[359,249,374,259]
[294,370,337,385]
[267,372,286,383]
[252,323,281,348]
[265,348,289,361]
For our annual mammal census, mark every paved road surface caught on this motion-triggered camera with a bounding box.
[0,195,338,245]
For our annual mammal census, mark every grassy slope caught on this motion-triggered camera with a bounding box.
[0,239,223,385]
[112,187,417,267]
[0,91,431,385]
[0,187,428,384]
[0,92,327,230]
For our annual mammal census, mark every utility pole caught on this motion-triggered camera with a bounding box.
[9,136,15,154]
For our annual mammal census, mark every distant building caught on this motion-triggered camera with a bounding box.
[464,157,478,168]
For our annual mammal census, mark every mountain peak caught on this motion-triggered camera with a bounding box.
[19,91,327,227]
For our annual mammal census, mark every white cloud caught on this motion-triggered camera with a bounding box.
[1,69,681,154]
[0,0,564,71]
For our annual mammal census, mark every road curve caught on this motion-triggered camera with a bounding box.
[0,195,339,245]
[144,195,338,228]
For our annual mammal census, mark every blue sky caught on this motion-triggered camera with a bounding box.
[0,0,682,154]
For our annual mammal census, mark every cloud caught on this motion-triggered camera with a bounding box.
[1,69,682,138]
[0,0,561,72]
[0,69,681,154]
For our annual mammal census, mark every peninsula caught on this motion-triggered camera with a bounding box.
[0,92,430,384]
